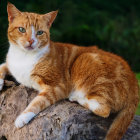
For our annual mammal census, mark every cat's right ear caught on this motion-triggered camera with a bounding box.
[7,2,21,23]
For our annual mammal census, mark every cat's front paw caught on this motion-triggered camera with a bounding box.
[15,112,36,128]
[0,79,4,91]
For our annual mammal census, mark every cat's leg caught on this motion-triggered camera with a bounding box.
[15,77,66,128]
[0,63,8,91]
[69,90,111,118]
[70,53,111,117]
[15,91,51,128]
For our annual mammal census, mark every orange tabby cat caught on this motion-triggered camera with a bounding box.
[0,2,139,140]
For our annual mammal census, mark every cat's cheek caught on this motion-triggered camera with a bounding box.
[15,112,36,128]
[0,79,4,91]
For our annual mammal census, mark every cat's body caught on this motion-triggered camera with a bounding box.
[0,3,139,140]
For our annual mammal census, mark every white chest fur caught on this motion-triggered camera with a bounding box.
[7,44,49,91]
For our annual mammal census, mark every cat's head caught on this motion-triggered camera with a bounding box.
[7,2,58,52]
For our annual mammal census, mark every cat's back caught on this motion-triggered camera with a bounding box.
[53,42,131,72]
[53,42,136,77]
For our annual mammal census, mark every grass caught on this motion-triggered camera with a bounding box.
[136,73,140,115]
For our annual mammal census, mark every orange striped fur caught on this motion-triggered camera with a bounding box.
[0,2,139,140]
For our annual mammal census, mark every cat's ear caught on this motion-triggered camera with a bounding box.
[7,2,21,23]
[42,11,58,28]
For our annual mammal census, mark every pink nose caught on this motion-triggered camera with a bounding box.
[28,39,34,45]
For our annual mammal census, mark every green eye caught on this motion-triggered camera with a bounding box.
[19,27,26,33]
[37,30,44,35]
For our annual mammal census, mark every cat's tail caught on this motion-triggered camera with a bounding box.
[105,101,139,140]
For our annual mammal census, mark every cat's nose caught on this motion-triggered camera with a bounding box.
[28,39,34,45]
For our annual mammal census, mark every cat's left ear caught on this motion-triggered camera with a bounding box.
[7,2,21,23]
[42,10,58,28]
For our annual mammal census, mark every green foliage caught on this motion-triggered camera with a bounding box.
[136,103,140,115]
[136,73,140,115]
[136,73,140,83]
[0,0,140,72]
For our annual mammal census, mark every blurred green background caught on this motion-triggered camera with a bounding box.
[0,0,139,114]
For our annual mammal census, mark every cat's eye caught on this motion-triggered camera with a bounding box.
[18,27,26,33]
[37,30,44,35]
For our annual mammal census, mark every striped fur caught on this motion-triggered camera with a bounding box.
[0,2,139,140]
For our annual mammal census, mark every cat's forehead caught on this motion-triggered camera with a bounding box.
[23,12,40,21]
[14,12,46,29]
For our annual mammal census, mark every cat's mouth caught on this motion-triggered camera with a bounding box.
[25,45,34,50]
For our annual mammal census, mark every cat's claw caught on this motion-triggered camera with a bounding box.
[15,112,36,128]
[0,79,4,91]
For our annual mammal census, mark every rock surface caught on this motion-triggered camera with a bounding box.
[0,79,140,140]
